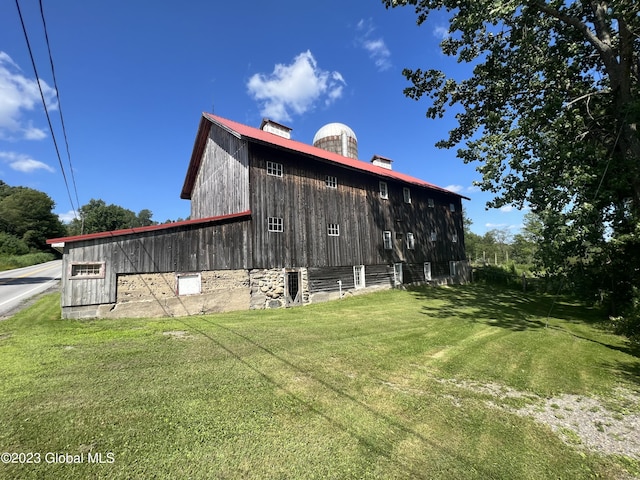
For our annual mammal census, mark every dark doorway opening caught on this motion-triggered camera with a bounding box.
[285,270,301,306]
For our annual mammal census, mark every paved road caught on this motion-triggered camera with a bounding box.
[0,260,62,317]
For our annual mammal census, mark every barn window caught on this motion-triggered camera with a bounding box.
[428,198,435,208]
[393,263,403,285]
[325,175,337,188]
[379,181,388,199]
[450,203,456,212]
[267,161,283,177]
[268,217,283,232]
[176,273,201,296]
[69,262,105,279]
[327,223,340,236]
[353,265,365,289]
[407,232,415,250]
[424,262,432,281]
[430,230,437,242]
[383,231,392,250]
[452,233,458,243]
[403,187,411,204]
[449,261,458,276]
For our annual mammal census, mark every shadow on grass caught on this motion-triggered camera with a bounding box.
[408,284,640,359]
[175,316,500,480]
[600,359,640,390]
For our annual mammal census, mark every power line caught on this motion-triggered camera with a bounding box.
[38,0,81,213]
[14,0,78,219]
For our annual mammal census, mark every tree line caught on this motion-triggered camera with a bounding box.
[464,211,541,267]
[0,181,185,257]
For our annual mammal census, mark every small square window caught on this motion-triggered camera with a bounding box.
[450,203,456,212]
[407,232,415,250]
[430,230,437,242]
[383,230,392,250]
[403,187,411,204]
[268,217,283,232]
[428,198,435,208]
[267,161,283,177]
[353,265,365,289]
[325,175,337,188]
[379,181,388,199]
[327,223,340,236]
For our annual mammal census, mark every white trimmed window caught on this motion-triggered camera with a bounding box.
[268,217,283,232]
[383,230,392,250]
[424,262,432,281]
[430,230,437,242]
[325,175,337,188]
[327,223,340,236]
[452,233,458,243]
[450,203,456,212]
[407,232,415,250]
[393,263,403,285]
[428,198,435,208]
[403,187,411,204]
[267,161,283,177]
[379,181,388,199]
[450,261,458,276]
[69,262,105,279]
[353,265,365,289]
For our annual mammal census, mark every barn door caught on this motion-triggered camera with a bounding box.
[285,270,301,306]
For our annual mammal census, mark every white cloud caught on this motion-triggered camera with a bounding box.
[247,50,346,123]
[433,25,450,40]
[0,52,57,141]
[485,222,522,231]
[467,185,481,193]
[0,151,54,173]
[57,209,79,223]
[356,19,392,72]
[499,205,514,213]
[444,184,464,193]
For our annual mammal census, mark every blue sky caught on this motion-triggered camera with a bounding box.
[1,0,526,236]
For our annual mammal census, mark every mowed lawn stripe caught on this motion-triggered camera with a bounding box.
[0,285,637,479]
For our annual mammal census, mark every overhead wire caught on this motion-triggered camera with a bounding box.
[38,0,81,213]
[14,0,78,219]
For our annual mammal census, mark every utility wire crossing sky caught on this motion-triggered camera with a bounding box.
[0,0,528,235]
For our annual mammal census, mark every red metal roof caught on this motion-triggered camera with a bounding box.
[181,113,470,200]
[46,210,251,245]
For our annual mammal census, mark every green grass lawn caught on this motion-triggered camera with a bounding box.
[1,284,639,479]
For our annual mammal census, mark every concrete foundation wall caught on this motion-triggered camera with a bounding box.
[62,270,250,319]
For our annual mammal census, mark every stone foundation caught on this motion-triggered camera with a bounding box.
[249,268,309,309]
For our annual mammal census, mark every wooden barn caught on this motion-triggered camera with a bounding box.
[47,113,470,319]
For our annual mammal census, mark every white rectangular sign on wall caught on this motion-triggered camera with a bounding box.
[176,273,201,296]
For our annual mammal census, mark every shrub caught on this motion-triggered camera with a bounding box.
[0,232,29,255]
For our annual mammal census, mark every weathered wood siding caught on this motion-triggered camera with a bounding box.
[61,218,251,307]
[248,143,465,269]
[190,123,249,219]
[308,264,394,293]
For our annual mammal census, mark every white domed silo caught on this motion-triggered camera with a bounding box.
[313,123,358,159]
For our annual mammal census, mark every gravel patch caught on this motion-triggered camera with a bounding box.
[436,378,640,460]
